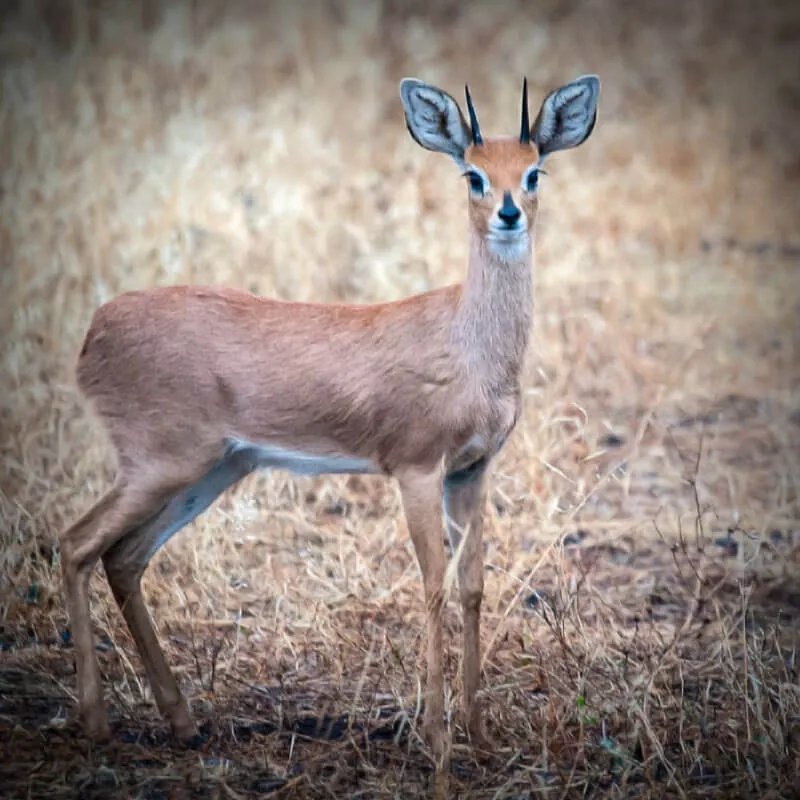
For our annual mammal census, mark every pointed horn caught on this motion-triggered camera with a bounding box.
[464,83,483,146]
[520,76,530,144]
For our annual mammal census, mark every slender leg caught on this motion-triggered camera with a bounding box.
[101,452,254,740]
[396,464,449,768]
[59,482,176,740]
[444,458,490,748]
[103,502,197,741]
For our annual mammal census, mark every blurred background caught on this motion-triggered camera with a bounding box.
[0,1,798,795]
[2,0,797,550]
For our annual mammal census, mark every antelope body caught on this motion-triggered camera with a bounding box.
[60,74,600,769]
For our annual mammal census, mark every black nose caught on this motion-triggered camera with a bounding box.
[498,191,521,227]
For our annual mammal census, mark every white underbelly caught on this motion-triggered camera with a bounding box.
[226,438,379,477]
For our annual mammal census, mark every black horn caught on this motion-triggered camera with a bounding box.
[464,84,483,146]
[520,76,530,144]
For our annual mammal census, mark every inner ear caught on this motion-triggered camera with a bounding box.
[399,78,472,162]
[532,75,600,157]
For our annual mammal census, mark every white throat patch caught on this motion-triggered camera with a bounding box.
[486,232,530,263]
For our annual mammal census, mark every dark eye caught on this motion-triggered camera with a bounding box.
[466,172,485,196]
[525,169,540,193]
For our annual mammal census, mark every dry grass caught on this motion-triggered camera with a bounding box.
[1,1,799,797]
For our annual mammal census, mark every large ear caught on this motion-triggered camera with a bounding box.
[531,75,600,157]
[399,78,472,163]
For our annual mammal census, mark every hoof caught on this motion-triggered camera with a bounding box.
[168,701,199,745]
[433,767,450,799]
[467,719,491,754]
[422,719,451,770]
[184,732,206,750]
[84,712,112,743]
[173,720,200,746]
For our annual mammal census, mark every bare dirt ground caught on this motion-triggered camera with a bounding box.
[1,1,799,797]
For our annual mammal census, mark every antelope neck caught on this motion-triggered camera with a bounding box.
[452,231,534,384]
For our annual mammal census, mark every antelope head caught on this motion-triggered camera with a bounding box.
[399,75,600,262]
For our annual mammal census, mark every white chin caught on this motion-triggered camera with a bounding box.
[486,233,529,262]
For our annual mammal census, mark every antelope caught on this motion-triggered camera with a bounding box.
[59,74,600,768]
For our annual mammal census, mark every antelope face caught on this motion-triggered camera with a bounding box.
[400,74,600,262]
[461,136,543,262]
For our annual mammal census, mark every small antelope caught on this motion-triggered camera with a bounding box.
[59,74,599,766]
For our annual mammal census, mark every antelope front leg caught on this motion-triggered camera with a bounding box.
[396,465,449,769]
[444,459,489,748]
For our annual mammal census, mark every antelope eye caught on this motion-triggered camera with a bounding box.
[525,169,539,193]
[465,172,485,196]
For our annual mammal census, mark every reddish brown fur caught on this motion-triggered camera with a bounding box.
[59,75,598,782]
[78,281,520,476]
[464,137,540,237]
[64,231,531,768]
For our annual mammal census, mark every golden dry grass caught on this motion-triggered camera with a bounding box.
[1,1,799,797]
